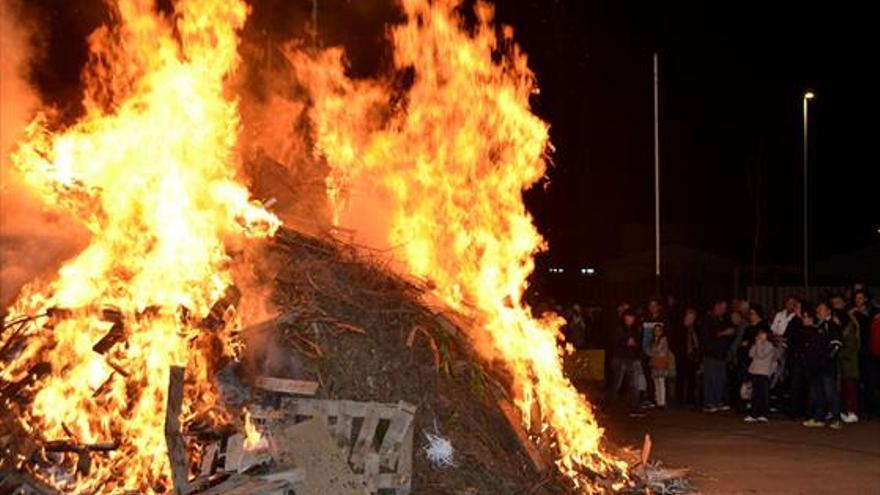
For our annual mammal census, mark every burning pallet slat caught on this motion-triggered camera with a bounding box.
[43,441,118,453]
[223,434,271,473]
[91,321,125,355]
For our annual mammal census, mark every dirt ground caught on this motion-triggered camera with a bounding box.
[603,407,880,494]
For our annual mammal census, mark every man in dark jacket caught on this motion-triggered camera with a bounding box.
[783,309,809,418]
[802,302,843,428]
[699,300,736,412]
[607,310,643,410]
[852,290,878,417]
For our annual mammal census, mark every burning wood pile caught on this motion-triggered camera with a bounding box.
[2,223,689,494]
[1,227,587,494]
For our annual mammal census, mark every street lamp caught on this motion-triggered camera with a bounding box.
[803,91,815,289]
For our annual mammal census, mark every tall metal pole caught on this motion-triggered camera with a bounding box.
[653,53,661,292]
[802,96,809,289]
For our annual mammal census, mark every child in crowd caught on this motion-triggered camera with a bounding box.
[745,328,776,422]
[649,323,670,408]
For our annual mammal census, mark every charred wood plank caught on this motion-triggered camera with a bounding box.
[165,366,190,495]
[43,441,118,453]
[92,321,125,355]
[254,376,318,396]
[498,399,548,474]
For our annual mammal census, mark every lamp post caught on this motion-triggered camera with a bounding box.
[802,91,814,289]
[653,53,661,294]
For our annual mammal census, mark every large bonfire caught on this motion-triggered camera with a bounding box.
[0,0,626,492]
[1,0,279,491]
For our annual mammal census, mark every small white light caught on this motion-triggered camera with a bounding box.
[586,267,596,275]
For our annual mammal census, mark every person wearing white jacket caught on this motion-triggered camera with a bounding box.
[771,296,800,336]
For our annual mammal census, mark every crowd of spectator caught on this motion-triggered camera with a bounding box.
[564,285,880,428]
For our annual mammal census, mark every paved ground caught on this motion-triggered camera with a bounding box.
[603,408,880,494]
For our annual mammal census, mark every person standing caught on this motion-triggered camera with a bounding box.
[639,298,666,407]
[607,310,643,411]
[699,300,735,412]
[836,306,861,423]
[649,323,670,408]
[802,303,843,429]
[665,295,683,404]
[741,307,770,365]
[745,328,776,422]
[771,296,800,337]
[677,308,701,405]
[852,290,878,417]
[566,304,587,350]
[775,302,807,418]
[739,307,769,409]
[728,309,749,411]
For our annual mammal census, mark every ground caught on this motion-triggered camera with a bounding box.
[603,408,880,494]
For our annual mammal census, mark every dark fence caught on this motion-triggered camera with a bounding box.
[747,285,879,313]
[536,271,738,311]
[534,271,875,315]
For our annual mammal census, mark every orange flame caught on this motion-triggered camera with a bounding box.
[294,0,627,489]
[242,407,264,451]
[1,0,277,492]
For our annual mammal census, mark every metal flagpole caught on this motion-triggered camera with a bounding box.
[653,53,661,293]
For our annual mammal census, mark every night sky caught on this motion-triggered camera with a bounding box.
[15,0,880,276]
[499,1,878,272]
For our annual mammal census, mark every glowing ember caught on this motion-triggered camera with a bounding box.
[0,0,277,492]
[296,0,627,489]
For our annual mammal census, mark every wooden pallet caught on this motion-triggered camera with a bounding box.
[256,398,416,495]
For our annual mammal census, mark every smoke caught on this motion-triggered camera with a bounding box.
[234,38,334,235]
[0,0,87,308]
[233,1,402,251]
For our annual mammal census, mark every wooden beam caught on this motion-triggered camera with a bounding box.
[497,399,548,474]
[165,366,190,495]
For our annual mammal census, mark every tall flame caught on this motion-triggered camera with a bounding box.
[296,0,626,488]
[1,0,277,492]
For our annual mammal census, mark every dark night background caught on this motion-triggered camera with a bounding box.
[14,1,880,292]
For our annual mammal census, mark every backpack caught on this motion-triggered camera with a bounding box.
[870,314,880,358]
